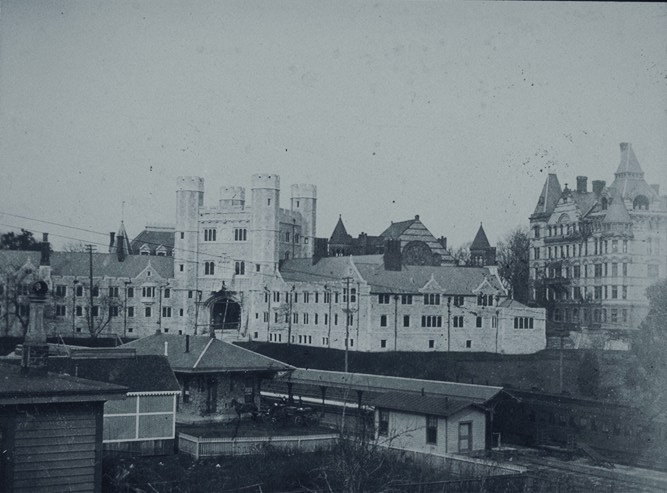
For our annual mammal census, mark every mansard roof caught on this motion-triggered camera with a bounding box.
[329,216,352,244]
[470,223,490,251]
[124,334,293,373]
[130,226,175,256]
[532,174,562,217]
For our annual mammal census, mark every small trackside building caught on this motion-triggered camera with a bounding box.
[373,391,487,455]
[123,332,294,423]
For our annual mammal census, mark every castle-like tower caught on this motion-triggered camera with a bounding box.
[172,174,317,336]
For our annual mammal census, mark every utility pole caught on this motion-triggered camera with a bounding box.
[344,276,352,372]
[287,285,294,345]
[447,296,451,352]
[86,244,95,335]
[325,284,332,348]
[72,279,78,333]
[123,280,130,338]
[393,294,399,351]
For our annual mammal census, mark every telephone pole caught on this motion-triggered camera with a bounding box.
[344,276,352,372]
[86,244,96,334]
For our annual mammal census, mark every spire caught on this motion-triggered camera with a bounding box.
[615,142,644,178]
[330,215,351,243]
[112,221,133,260]
[470,223,490,250]
[532,173,562,217]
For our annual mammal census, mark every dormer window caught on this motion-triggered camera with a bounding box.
[156,245,167,257]
[633,195,649,211]
[140,244,151,256]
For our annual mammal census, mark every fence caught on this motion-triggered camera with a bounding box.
[178,432,339,459]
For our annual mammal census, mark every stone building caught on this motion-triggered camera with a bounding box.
[529,143,667,349]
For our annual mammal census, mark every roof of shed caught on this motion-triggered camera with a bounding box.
[372,391,480,417]
[282,369,502,403]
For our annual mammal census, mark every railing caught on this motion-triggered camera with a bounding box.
[178,432,339,459]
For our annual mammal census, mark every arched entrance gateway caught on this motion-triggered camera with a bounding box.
[203,288,242,334]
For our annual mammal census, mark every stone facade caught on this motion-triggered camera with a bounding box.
[529,143,667,349]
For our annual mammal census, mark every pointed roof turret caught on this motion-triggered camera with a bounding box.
[470,223,490,250]
[532,173,562,218]
[603,191,632,224]
[615,142,644,178]
[330,215,352,243]
[112,221,133,260]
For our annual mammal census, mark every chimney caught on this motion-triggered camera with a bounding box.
[40,233,50,266]
[109,232,115,253]
[164,341,168,356]
[592,180,606,196]
[651,184,660,195]
[438,236,447,251]
[313,237,328,264]
[185,334,190,353]
[414,214,420,221]
[576,176,588,193]
[116,235,126,262]
[383,239,402,271]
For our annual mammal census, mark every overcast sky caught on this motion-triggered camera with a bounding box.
[1,1,666,251]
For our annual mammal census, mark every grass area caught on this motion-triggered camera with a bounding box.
[238,342,637,401]
[103,442,457,493]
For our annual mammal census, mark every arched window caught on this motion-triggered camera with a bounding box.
[633,195,649,210]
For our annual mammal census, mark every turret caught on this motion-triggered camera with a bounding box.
[219,186,246,210]
[251,174,280,272]
[175,176,204,285]
[291,184,317,257]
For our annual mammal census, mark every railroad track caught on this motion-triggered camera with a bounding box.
[515,454,667,492]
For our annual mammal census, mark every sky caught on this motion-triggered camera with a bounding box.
[1,1,666,251]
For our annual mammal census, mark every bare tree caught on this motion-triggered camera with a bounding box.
[84,283,122,339]
[496,227,530,303]
[449,241,471,266]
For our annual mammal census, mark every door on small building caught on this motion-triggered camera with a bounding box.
[458,421,472,453]
[206,376,218,413]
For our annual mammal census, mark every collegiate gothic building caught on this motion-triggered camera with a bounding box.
[529,143,667,349]
[1,173,545,353]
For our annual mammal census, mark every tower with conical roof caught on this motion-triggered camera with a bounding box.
[328,215,353,256]
[469,223,496,267]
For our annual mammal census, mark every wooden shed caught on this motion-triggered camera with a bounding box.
[0,361,126,493]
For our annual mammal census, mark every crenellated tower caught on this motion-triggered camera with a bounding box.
[291,184,317,258]
[251,174,281,273]
[175,176,204,298]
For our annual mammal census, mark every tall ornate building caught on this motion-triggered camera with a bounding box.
[529,143,667,349]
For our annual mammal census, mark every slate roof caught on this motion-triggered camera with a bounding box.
[354,262,503,294]
[131,228,175,256]
[380,218,416,239]
[0,361,127,405]
[112,221,133,256]
[281,256,502,294]
[470,224,490,250]
[603,193,632,224]
[498,299,530,309]
[372,391,480,417]
[0,251,174,279]
[45,354,180,393]
[124,333,294,373]
[283,369,503,403]
[570,192,598,217]
[615,143,644,176]
[532,174,562,217]
[329,216,352,244]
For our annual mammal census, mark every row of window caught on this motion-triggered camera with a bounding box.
[539,262,630,280]
[203,228,248,242]
[545,285,628,302]
[378,294,485,307]
[45,285,169,299]
[535,238,630,261]
[377,410,473,452]
[266,289,353,304]
[553,306,629,324]
[52,305,181,318]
